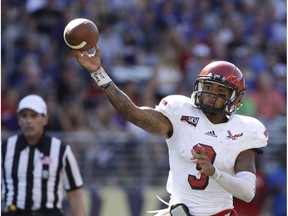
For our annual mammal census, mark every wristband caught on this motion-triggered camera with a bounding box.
[90,67,112,87]
[101,81,113,90]
[211,167,222,181]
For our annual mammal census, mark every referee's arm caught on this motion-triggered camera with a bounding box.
[63,145,85,216]
[67,189,85,216]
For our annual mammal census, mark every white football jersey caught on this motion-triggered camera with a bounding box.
[155,95,268,216]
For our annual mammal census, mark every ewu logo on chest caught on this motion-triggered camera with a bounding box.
[226,130,243,140]
[180,115,199,127]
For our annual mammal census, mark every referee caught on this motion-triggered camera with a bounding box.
[1,95,85,216]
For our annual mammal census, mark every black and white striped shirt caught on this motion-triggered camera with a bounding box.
[1,133,83,210]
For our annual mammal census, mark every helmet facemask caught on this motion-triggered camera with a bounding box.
[192,75,244,116]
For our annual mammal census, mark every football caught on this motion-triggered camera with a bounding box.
[63,18,99,51]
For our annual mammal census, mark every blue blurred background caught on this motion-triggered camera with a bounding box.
[1,0,286,215]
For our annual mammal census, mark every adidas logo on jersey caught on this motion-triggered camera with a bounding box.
[205,130,217,137]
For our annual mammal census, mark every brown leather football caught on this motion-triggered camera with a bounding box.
[63,18,99,51]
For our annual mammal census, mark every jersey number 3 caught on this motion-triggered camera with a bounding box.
[188,144,216,190]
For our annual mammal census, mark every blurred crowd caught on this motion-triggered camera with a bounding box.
[1,0,287,215]
[1,0,286,132]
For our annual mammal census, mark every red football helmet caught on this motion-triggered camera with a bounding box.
[191,61,246,115]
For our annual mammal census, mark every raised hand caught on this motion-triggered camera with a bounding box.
[73,46,101,73]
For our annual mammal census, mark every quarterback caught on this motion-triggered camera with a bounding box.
[73,46,268,216]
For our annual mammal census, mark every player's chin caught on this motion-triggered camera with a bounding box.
[204,101,224,110]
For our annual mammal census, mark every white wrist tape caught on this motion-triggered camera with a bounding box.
[90,67,112,87]
[211,167,221,180]
[212,168,256,202]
